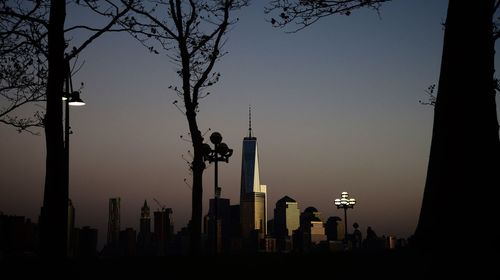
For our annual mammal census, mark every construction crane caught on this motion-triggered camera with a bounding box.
[153,198,166,211]
[153,198,173,213]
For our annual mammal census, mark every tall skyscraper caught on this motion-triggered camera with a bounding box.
[107,197,120,246]
[140,200,151,234]
[240,107,268,238]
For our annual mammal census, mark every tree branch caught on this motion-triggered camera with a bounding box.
[0,10,49,28]
[66,5,131,60]
[265,0,390,32]
[122,0,179,40]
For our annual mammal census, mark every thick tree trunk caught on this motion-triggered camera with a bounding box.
[415,0,499,259]
[186,109,205,255]
[39,0,67,257]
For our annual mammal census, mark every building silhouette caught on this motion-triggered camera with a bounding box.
[240,108,268,240]
[154,207,173,255]
[273,196,300,251]
[140,200,151,234]
[325,216,342,241]
[302,207,327,244]
[229,205,242,252]
[138,200,155,256]
[119,227,137,256]
[107,198,120,247]
[207,197,231,253]
[0,214,37,256]
[78,226,98,257]
[293,207,327,252]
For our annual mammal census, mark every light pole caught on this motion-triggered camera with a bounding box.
[63,60,85,186]
[202,132,233,253]
[334,191,356,241]
[62,59,85,239]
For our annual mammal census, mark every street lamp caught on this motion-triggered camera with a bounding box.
[334,191,356,241]
[62,59,85,206]
[202,132,233,253]
[61,59,85,256]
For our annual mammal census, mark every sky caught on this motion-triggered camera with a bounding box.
[2,0,496,249]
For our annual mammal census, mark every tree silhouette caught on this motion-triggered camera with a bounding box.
[414,1,500,258]
[1,0,132,257]
[124,0,248,254]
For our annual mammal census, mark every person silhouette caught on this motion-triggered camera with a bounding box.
[366,226,378,240]
[352,222,362,249]
[364,226,381,250]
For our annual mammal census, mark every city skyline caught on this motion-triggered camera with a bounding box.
[1,0,499,251]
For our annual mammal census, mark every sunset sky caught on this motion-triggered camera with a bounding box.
[1,0,496,249]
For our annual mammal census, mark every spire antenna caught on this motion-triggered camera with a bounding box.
[248,105,252,137]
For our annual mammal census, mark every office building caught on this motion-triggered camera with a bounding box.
[154,207,173,255]
[240,107,268,239]
[273,196,300,251]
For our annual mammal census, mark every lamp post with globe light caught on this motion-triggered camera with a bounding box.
[334,191,356,240]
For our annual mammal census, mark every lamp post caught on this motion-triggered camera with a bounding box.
[334,191,356,241]
[62,59,85,223]
[202,132,233,253]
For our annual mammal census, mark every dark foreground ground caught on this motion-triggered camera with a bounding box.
[0,249,493,279]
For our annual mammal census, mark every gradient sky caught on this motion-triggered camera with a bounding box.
[2,0,497,249]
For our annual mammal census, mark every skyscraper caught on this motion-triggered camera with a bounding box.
[140,200,151,234]
[107,197,120,246]
[240,107,268,238]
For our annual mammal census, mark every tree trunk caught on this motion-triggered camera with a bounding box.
[39,0,67,257]
[415,0,499,257]
[186,108,205,255]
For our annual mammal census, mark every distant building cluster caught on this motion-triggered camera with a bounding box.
[0,120,408,258]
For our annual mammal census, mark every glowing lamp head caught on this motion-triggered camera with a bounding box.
[68,91,85,106]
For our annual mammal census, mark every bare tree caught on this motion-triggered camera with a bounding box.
[1,0,132,256]
[123,0,248,254]
[265,0,389,32]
